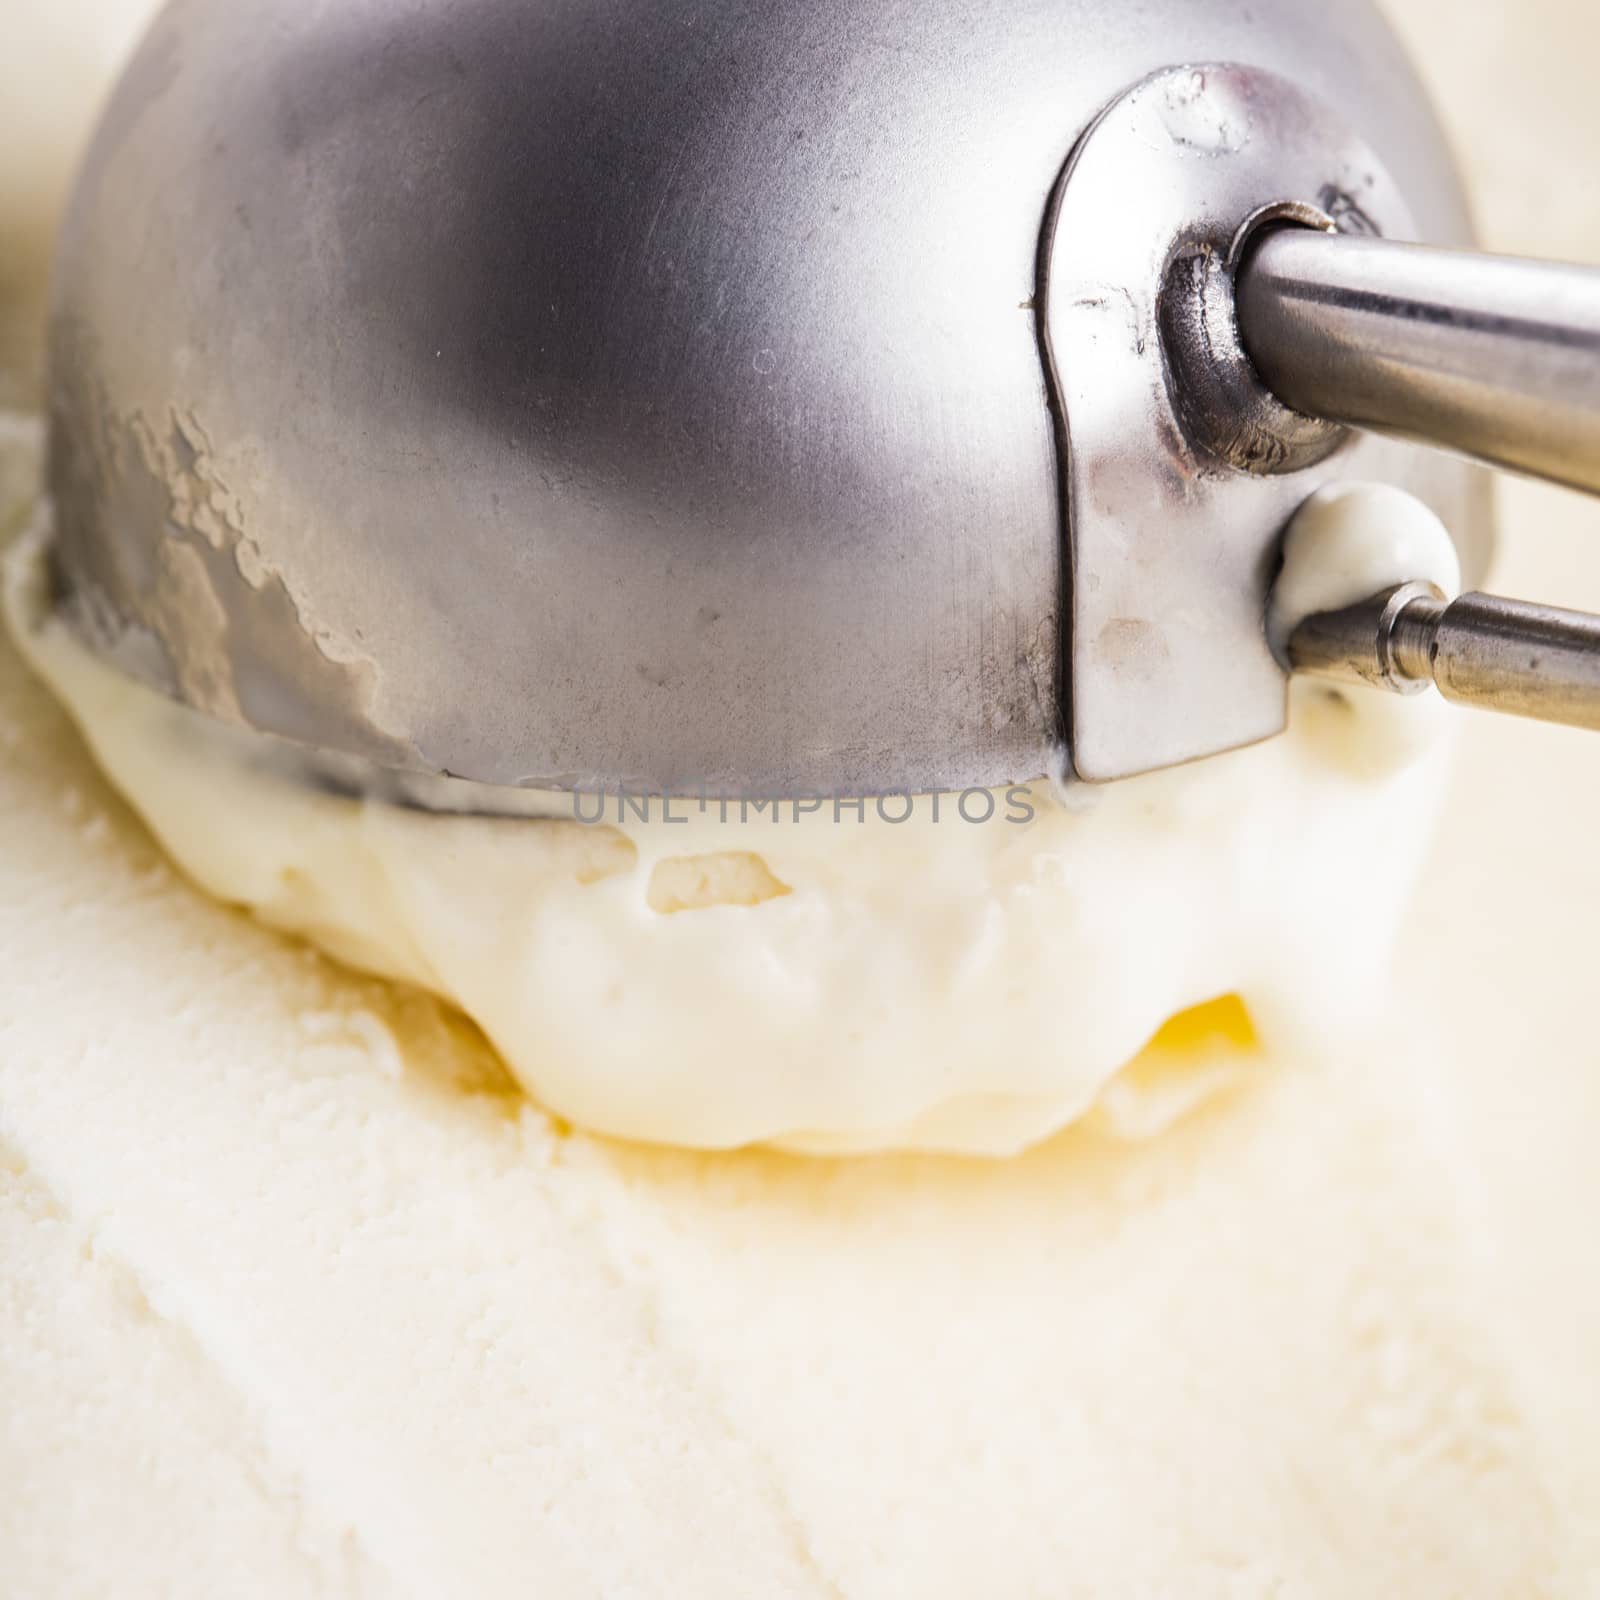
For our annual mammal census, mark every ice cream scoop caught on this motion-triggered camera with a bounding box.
[39,0,1600,805]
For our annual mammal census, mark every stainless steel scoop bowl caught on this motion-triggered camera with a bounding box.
[43,0,1600,802]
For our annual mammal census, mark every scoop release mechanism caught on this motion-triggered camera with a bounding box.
[1230,221,1600,734]
[1289,584,1600,733]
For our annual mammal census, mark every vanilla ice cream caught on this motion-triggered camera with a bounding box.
[2,0,1600,1594]
[0,0,152,398]
[3,479,1461,1153]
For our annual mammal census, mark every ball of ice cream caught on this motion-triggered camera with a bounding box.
[0,0,154,384]
[5,479,1463,1153]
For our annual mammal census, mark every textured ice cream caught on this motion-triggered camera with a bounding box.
[0,0,153,397]
[4,0,1600,1593]
[4,473,1598,1592]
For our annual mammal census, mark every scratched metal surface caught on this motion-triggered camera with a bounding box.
[49,0,1476,794]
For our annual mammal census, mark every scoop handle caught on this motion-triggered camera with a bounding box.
[1290,583,1600,731]
[1236,229,1600,497]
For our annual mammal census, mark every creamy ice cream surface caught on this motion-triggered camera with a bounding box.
[3,479,1461,1154]
[0,0,154,398]
[4,0,1600,1594]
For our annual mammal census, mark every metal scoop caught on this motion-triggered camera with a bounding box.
[40,0,1600,806]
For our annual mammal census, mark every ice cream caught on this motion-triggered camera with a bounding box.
[3,477,1460,1153]
[0,0,153,398]
[3,0,1600,1593]
[2,489,1594,1591]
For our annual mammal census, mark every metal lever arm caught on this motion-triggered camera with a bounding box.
[1236,230,1600,496]
[1290,583,1600,731]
